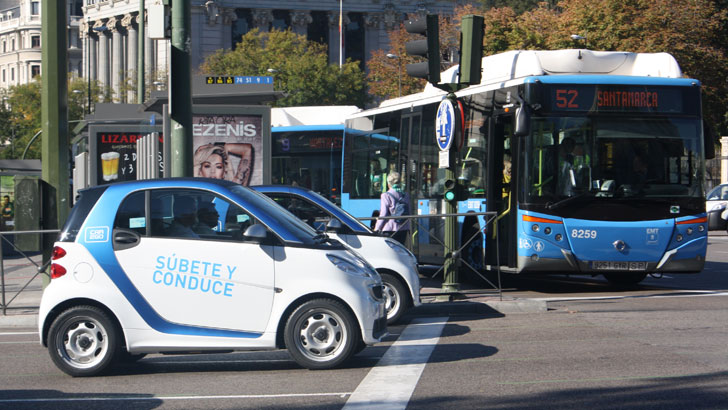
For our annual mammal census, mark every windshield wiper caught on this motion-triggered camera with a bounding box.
[546,192,593,210]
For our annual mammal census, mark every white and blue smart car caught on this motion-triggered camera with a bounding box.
[253,185,421,324]
[39,178,387,376]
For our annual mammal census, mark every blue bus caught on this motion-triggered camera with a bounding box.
[339,49,710,285]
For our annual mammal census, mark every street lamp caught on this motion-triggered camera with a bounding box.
[386,53,401,97]
[570,34,587,49]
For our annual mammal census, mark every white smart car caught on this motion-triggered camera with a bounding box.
[39,178,386,376]
[253,185,421,324]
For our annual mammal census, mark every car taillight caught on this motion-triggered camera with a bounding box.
[52,246,66,260]
[50,264,67,279]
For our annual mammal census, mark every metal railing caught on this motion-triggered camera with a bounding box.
[0,229,58,315]
[359,211,503,299]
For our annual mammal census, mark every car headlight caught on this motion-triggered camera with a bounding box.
[327,254,372,278]
[385,238,417,262]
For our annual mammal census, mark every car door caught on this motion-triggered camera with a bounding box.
[112,188,276,333]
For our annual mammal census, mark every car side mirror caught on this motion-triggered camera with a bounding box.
[325,218,343,232]
[243,224,268,243]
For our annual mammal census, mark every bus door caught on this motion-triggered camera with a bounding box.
[485,115,518,269]
[398,112,421,250]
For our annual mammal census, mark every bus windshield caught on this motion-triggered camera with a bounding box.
[525,116,703,206]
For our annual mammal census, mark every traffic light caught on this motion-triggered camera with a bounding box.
[444,178,466,202]
[404,14,441,85]
[458,15,484,86]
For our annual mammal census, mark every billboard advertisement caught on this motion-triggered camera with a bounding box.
[192,114,263,186]
[88,125,163,186]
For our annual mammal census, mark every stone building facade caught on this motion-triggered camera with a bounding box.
[82,0,477,103]
[0,0,83,91]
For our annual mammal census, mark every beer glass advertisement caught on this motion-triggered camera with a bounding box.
[192,114,263,186]
[89,125,163,185]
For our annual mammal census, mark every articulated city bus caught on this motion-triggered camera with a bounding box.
[340,49,710,285]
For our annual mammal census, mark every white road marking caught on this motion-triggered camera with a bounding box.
[0,332,37,336]
[343,316,448,410]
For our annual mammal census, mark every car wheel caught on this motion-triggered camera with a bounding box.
[603,273,647,286]
[47,306,119,377]
[380,273,410,325]
[284,299,359,370]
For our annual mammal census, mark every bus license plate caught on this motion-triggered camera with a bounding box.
[592,261,647,271]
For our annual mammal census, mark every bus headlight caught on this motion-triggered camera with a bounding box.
[327,254,372,278]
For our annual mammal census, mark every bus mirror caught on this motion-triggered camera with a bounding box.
[514,105,530,137]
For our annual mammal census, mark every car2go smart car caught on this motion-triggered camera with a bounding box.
[253,185,421,324]
[39,178,387,377]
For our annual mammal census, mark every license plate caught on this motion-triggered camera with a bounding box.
[591,261,648,271]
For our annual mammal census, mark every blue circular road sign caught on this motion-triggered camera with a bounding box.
[436,99,455,151]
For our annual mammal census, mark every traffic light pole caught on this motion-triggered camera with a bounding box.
[41,0,69,287]
[442,149,460,297]
[169,0,192,177]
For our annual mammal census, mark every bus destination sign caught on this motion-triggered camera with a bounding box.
[545,85,689,114]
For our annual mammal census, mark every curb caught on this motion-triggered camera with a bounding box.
[414,297,547,316]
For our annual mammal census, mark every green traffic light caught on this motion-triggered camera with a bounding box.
[445,191,455,201]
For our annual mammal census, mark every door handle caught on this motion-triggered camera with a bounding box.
[114,231,139,244]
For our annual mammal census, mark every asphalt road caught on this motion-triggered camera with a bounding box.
[0,235,726,409]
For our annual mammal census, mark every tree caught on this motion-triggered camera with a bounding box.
[367,5,480,100]
[0,75,105,159]
[200,29,369,108]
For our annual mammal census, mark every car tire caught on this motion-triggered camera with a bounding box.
[380,273,410,325]
[47,305,119,377]
[284,299,359,370]
[603,273,647,286]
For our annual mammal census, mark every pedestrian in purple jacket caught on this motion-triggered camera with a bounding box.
[374,172,410,245]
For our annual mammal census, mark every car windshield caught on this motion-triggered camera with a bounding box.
[229,186,323,244]
[306,190,373,233]
[706,184,728,201]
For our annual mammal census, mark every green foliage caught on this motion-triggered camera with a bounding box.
[200,29,369,108]
[0,75,105,159]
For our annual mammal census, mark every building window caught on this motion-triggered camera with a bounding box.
[271,10,290,31]
[2,41,5,53]
[11,68,14,81]
[2,69,5,82]
[31,65,40,78]
[31,36,40,48]
[11,38,14,51]
[31,2,40,16]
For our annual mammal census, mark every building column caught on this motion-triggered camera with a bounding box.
[252,9,273,32]
[95,20,109,99]
[144,15,154,83]
[364,13,382,72]
[721,136,728,184]
[123,13,137,103]
[290,10,312,36]
[107,17,123,102]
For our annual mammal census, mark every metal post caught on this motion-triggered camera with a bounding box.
[169,0,192,177]
[41,0,69,287]
[441,150,460,296]
[138,0,145,103]
[1,234,5,315]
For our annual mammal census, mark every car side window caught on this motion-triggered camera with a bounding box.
[149,189,260,242]
[113,191,146,236]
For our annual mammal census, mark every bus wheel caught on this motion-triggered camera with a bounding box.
[603,273,647,286]
[284,299,359,370]
[380,273,410,325]
[47,306,119,377]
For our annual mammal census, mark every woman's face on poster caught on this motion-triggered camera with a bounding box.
[200,153,225,179]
